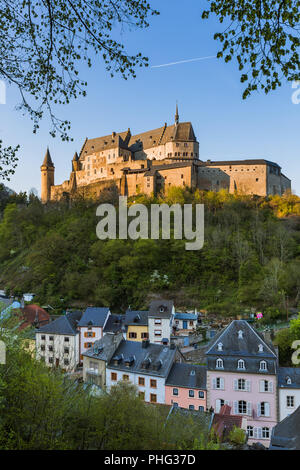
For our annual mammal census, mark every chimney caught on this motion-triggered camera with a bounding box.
[142,339,150,349]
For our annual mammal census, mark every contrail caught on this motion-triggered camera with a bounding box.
[151,55,216,68]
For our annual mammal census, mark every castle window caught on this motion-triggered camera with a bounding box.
[256,178,259,182]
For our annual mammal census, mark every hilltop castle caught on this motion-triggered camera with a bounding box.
[41,106,291,203]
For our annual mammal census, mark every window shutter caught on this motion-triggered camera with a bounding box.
[257,403,261,417]
[233,379,238,391]
[246,380,251,392]
[212,378,216,390]
[247,402,252,416]
[216,399,221,413]
[233,401,238,414]
[254,428,259,439]
[265,402,270,417]
[84,332,87,338]
[259,380,264,392]
[269,381,273,393]
[225,400,231,406]
[92,332,95,337]
[220,378,225,390]
[258,427,262,439]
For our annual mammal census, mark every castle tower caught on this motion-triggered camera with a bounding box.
[41,148,55,203]
[72,151,79,172]
[175,102,179,125]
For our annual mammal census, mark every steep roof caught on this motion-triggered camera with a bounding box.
[36,311,82,336]
[107,340,176,378]
[18,304,50,330]
[78,307,110,327]
[270,406,300,450]
[42,148,54,167]
[166,363,206,389]
[103,314,125,334]
[83,332,123,361]
[278,367,300,389]
[125,310,149,326]
[149,300,174,319]
[79,131,131,156]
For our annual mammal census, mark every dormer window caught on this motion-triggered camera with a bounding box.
[258,344,264,352]
[216,358,224,369]
[286,377,292,385]
[237,359,245,370]
[217,342,223,351]
[238,330,243,339]
[259,361,267,371]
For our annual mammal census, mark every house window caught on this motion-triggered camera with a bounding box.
[48,345,53,352]
[216,399,224,413]
[154,330,162,337]
[41,345,45,351]
[64,348,69,354]
[247,426,254,438]
[262,427,270,439]
[129,332,137,339]
[189,405,195,410]
[260,361,267,371]
[189,321,194,326]
[258,402,270,417]
[41,335,45,341]
[139,391,145,400]
[86,332,94,337]
[238,400,247,414]
[141,332,149,339]
[49,336,54,341]
[237,359,245,370]
[123,374,129,381]
[216,358,224,369]
[150,379,157,388]
[154,319,162,324]
[173,388,178,396]
[111,372,117,381]
[199,391,204,399]
[199,406,204,411]
[238,378,246,390]
[189,390,194,398]
[287,396,295,408]
[150,394,157,403]
[138,377,145,386]
[48,357,53,364]
[215,377,224,390]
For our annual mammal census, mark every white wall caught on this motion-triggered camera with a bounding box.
[279,388,300,421]
[36,332,79,371]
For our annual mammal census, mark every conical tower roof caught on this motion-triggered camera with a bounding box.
[72,151,79,162]
[42,147,54,167]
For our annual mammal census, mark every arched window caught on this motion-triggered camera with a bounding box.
[286,376,292,385]
[238,330,243,339]
[216,358,224,369]
[258,344,264,352]
[260,361,267,371]
[237,359,245,370]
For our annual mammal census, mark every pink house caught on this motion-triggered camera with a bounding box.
[165,363,207,411]
[206,320,278,447]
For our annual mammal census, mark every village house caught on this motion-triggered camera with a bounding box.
[206,320,278,447]
[36,310,82,371]
[278,367,300,421]
[173,312,198,334]
[148,300,175,345]
[78,307,111,360]
[211,404,247,442]
[82,332,123,388]
[106,339,182,404]
[124,309,149,342]
[165,363,207,411]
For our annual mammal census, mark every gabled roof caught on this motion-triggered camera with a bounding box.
[107,340,176,378]
[278,367,300,389]
[78,307,110,327]
[166,363,206,389]
[125,310,149,326]
[83,332,123,361]
[148,300,174,319]
[79,131,131,156]
[36,311,82,336]
[103,314,125,334]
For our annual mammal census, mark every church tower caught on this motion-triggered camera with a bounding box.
[41,148,55,203]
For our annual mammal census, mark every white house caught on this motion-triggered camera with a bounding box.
[278,367,300,421]
[148,300,175,345]
[36,311,82,371]
[106,339,178,404]
[78,307,111,360]
[173,312,197,333]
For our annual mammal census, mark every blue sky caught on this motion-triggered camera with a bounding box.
[1,0,299,195]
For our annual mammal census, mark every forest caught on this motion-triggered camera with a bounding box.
[0,185,300,320]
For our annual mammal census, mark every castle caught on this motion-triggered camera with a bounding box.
[41,106,291,203]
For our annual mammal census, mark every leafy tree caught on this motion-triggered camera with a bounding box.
[202,0,300,98]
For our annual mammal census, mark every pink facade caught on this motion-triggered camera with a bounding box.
[165,385,206,411]
[207,370,277,444]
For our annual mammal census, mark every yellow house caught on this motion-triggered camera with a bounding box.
[125,310,149,342]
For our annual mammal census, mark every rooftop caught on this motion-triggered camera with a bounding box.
[78,307,110,328]
[149,300,174,319]
[125,310,149,326]
[166,363,206,390]
[36,311,82,336]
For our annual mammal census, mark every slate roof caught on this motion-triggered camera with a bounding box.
[78,307,110,327]
[42,148,54,167]
[103,314,125,334]
[175,312,197,321]
[107,340,176,378]
[270,406,300,450]
[201,159,281,169]
[278,367,300,389]
[83,332,123,362]
[125,310,149,326]
[166,363,206,390]
[206,320,278,375]
[36,311,82,336]
[148,300,174,319]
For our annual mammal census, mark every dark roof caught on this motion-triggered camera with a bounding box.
[278,367,300,389]
[125,310,149,326]
[149,300,174,319]
[201,159,281,169]
[78,307,110,327]
[107,340,176,378]
[206,320,277,375]
[42,148,54,167]
[166,363,206,389]
[103,314,125,334]
[83,332,123,361]
[270,406,300,450]
[175,312,197,321]
[36,311,82,336]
